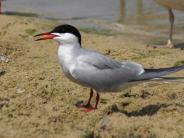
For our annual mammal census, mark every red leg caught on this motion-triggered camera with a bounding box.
[84,92,100,112]
[76,88,93,109]
[76,89,100,112]
[86,88,93,106]
[94,93,100,109]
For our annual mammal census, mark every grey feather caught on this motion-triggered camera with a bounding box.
[136,65,184,81]
[70,49,144,92]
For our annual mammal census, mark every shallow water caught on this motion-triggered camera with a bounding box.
[2,0,184,40]
[3,0,184,25]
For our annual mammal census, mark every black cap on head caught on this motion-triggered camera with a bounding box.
[50,24,81,44]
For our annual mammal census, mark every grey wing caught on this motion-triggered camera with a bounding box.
[70,51,145,91]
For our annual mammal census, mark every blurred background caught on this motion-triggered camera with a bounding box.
[2,0,184,25]
[1,0,184,42]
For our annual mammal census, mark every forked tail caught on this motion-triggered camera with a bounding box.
[137,65,184,81]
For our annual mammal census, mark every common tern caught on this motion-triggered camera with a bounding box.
[35,24,184,112]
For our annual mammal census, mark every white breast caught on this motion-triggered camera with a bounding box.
[57,44,79,78]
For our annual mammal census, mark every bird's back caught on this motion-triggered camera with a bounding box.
[69,48,145,92]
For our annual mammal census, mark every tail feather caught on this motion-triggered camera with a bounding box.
[137,65,184,80]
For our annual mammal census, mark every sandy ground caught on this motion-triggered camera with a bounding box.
[0,15,184,138]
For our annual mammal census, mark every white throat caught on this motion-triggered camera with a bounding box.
[57,42,81,69]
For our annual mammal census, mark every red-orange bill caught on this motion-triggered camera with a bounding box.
[34,32,58,41]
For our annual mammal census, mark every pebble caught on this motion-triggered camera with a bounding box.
[0,55,10,63]
[98,116,110,130]
[17,88,25,94]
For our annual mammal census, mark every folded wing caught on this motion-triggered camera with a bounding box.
[70,51,145,91]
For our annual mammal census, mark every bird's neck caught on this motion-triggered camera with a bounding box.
[58,42,81,53]
[57,43,81,66]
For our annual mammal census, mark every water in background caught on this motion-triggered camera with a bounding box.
[2,0,184,38]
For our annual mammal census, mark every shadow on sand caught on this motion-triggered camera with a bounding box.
[120,104,169,117]
[109,103,169,117]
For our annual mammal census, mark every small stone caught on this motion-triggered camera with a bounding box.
[98,116,110,130]
[17,88,25,94]
[140,90,152,99]
[0,55,10,63]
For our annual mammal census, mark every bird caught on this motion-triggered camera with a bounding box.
[34,24,184,112]
[153,0,184,48]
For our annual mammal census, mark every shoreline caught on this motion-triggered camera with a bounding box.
[2,11,184,42]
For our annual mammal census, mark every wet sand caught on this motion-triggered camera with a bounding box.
[0,15,184,138]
